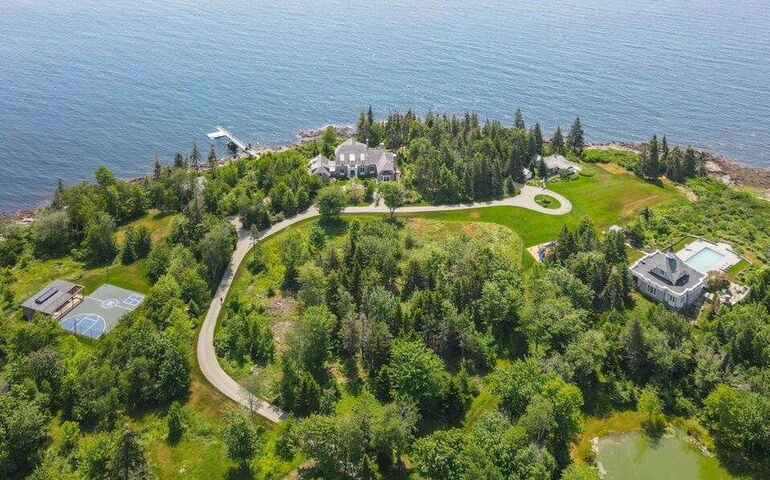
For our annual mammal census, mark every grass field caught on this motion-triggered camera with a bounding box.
[409,163,683,249]
[535,194,561,209]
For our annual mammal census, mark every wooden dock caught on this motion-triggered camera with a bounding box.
[207,126,254,154]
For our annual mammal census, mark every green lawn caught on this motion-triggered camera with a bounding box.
[535,194,561,209]
[408,163,682,249]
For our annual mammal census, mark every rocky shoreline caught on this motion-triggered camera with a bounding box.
[2,131,768,225]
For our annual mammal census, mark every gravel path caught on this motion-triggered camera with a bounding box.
[196,185,571,422]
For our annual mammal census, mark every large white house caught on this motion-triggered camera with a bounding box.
[309,138,396,181]
[629,250,706,309]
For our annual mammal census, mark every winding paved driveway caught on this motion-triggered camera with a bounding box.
[197,185,571,422]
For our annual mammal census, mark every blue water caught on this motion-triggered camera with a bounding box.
[685,247,724,273]
[1,0,769,213]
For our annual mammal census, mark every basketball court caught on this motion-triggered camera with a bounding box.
[58,284,144,339]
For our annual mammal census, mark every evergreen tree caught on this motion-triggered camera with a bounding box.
[648,135,660,178]
[166,401,185,442]
[667,145,684,182]
[514,108,525,130]
[152,156,162,180]
[509,142,525,183]
[121,227,137,265]
[357,109,371,144]
[52,179,65,210]
[112,426,149,480]
[208,145,218,172]
[537,156,548,179]
[531,122,544,156]
[624,318,649,382]
[553,225,576,263]
[190,142,200,171]
[551,126,565,154]
[683,146,697,178]
[566,116,585,156]
[173,152,186,169]
[601,265,628,311]
[660,135,670,166]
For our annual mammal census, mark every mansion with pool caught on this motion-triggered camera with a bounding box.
[629,239,743,310]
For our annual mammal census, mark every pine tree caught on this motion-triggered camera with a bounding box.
[647,135,660,178]
[509,142,525,183]
[566,116,585,156]
[173,152,186,169]
[601,265,628,311]
[514,107,525,130]
[357,110,370,144]
[52,179,65,210]
[667,146,684,182]
[553,224,576,263]
[190,142,200,171]
[531,123,544,156]
[683,146,697,179]
[153,155,162,180]
[551,126,565,154]
[208,145,218,172]
[367,105,374,126]
[112,426,149,480]
[537,156,548,178]
[660,135,669,166]
[625,318,648,381]
[167,401,185,442]
[121,227,137,265]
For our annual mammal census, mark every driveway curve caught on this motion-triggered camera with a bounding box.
[197,185,571,422]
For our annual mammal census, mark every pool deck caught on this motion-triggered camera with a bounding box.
[676,239,742,274]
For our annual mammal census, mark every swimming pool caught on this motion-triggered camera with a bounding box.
[684,247,725,273]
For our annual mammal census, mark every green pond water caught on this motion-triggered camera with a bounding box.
[597,431,739,480]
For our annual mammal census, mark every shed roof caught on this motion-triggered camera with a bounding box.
[22,279,83,316]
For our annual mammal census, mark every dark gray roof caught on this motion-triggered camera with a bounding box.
[630,251,705,293]
[22,279,83,316]
[334,139,395,173]
[335,138,369,156]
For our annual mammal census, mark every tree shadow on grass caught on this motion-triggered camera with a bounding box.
[226,464,254,480]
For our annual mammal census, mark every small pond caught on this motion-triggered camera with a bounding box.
[597,431,741,480]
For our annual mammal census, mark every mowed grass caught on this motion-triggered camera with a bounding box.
[409,163,683,249]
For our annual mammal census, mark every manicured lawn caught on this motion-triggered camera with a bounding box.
[535,194,561,209]
[407,164,683,249]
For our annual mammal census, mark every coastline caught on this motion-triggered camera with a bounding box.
[2,129,768,225]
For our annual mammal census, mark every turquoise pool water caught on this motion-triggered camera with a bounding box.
[685,247,725,273]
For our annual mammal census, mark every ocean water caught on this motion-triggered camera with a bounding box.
[1,0,769,213]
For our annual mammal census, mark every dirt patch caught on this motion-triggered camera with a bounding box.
[621,197,658,217]
[461,224,478,236]
[468,211,481,220]
[264,296,298,317]
[270,319,295,353]
[675,184,699,202]
[407,218,429,231]
[743,249,761,265]
[597,163,630,175]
